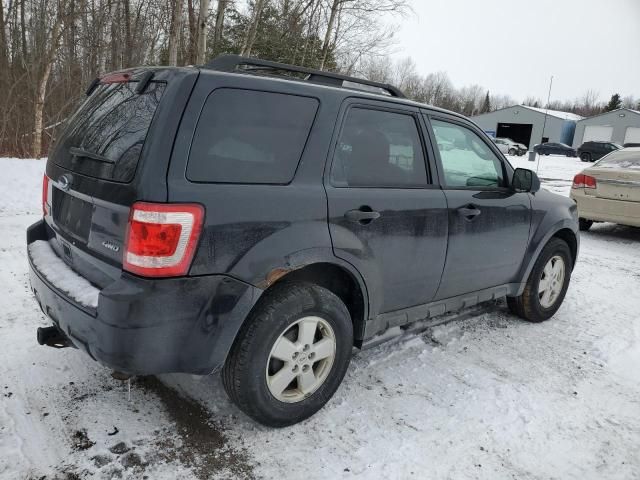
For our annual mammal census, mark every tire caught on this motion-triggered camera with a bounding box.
[222,282,353,427]
[508,148,517,156]
[507,238,572,323]
[580,153,591,162]
[579,218,593,231]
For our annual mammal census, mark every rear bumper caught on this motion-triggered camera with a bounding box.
[27,220,262,375]
[570,190,640,227]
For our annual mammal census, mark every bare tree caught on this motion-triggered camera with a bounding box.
[196,0,210,63]
[168,0,183,65]
[241,0,266,57]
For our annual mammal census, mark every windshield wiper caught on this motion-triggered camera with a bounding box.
[69,147,115,164]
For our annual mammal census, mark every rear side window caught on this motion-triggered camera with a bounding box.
[52,81,165,182]
[187,89,319,184]
[331,107,428,188]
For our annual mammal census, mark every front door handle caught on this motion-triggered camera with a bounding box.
[457,206,481,220]
[345,207,380,224]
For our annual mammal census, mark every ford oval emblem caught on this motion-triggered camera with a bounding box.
[58,174,72,191]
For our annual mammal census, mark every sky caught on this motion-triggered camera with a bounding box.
[395,0,640,103]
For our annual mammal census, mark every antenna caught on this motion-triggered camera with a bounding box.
[537,75,554,174]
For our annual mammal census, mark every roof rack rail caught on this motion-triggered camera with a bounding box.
[204,54,406,98]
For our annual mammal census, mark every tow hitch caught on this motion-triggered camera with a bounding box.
[36,325,73,349]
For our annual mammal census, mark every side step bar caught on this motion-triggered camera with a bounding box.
[37,325,73,349]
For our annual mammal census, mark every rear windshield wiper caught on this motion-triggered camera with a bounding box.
[69,147,115,164]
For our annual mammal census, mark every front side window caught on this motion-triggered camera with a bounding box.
[331,108,428,187]
[187,89,318,184]
[431,119,505,188]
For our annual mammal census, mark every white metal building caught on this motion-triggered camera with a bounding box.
[572,108,640,147]
[471,105,583,150]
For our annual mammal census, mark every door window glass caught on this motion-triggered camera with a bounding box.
[431,119,505,188]
[331,108,428,187]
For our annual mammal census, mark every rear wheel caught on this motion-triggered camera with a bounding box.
[507,238,572,322]
[222,282,353,427]
[579,218,593,231]
[580,153,591,162]
[508,148,517,156]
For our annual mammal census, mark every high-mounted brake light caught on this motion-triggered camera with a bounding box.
[572,173,597,189]
[42,174,50,216]
[123,202,204,277]
[101,72,131,84]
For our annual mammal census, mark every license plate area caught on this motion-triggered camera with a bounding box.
[52,188,93,242]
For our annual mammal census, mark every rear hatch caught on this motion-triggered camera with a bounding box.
[586,150,640,203]
[42,68,198,289]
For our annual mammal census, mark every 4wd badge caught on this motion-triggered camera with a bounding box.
[102,240,120,253]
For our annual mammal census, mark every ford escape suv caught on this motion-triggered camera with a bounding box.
[28,55,579,427]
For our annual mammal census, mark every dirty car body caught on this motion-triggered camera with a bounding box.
[28,57,579,414]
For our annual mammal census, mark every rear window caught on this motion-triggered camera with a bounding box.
[52,81,165,182]
[187,89,318,184]
[596,151,640,170]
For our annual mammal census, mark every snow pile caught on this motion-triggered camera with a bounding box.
[28,240,100,308]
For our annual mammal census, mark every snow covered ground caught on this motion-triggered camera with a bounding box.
[1,155,640,480]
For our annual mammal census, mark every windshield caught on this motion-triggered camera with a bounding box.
[51,81,165,182]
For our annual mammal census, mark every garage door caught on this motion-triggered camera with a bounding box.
[624,127,640,144]
[583,125,613,142]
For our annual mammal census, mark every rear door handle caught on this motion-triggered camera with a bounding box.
[345,208,381,224]
[457,206,481,220]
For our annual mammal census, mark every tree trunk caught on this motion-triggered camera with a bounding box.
[33,14,64,158]
[319,0,339,70]
[168,0,182,65]
[195,0,209,64]
[240,0,265,57]
[187,0,197,63]
[211,0,226,53]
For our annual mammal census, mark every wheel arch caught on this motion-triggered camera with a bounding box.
[264,261,369,347]
[515,222,579,296]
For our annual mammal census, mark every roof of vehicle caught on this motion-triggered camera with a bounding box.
[198,55,470,122]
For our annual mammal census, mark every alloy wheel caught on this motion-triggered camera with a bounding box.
[538,255,565,308]
[266,316,336,403]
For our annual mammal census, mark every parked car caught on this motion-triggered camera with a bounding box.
[494,137,527,156]
[534,142,577,157]
[577,141,622,162]
[570,147,640,230]
[491,137,510,154]
[28,55,579,427]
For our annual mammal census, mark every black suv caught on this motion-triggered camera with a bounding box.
[577,141,621,162]
[28,55,579,427]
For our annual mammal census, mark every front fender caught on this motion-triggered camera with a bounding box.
[515,191,579,295]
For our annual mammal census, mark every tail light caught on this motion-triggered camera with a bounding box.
[42,174,50,216]
[572,173,596,189]
[123,202,204,277]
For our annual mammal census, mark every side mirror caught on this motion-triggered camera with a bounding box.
[512,168,541,193]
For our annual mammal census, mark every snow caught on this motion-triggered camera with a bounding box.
[28,240,100,308]
[521,105,584,121]
[2,156,640,479]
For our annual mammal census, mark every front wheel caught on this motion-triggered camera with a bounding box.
[507,238,572,322]
[508,148,517,156]
[222,282,353,427]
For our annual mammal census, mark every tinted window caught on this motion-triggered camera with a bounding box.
[187,89,318,184]
[431,119,505,188]
[331,108,427,187]
[52,81,165,182]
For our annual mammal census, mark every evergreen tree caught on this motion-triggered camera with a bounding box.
[480,91,491,113]
[605,93,622,112]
